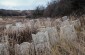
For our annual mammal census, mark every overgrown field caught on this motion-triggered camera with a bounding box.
[0,16,85,55]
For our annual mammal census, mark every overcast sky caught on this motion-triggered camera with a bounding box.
[0,0,51,10]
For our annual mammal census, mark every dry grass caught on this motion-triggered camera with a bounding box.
[0,16,85,55]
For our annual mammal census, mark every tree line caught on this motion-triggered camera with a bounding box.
[0,9,33,18]
[33,0,85,18]
[0,0,85,18]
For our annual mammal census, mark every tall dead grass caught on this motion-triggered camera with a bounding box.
[0,16,85,55]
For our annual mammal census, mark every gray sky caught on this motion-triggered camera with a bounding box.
[0,0,51,10]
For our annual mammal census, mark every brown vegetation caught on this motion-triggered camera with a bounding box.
[0,16,85,55]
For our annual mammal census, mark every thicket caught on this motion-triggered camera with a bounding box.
[33,0,85,18]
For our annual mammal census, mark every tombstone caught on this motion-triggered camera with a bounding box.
[60,25,77,41]
[1,36,9,45]
[5,24,12,29]
[71,19,81,31]
[34,42,52,55]
[15,22,22,28]
[30,19,35,28]
[32,31,49,45]
[61,19,70,27]
[25,21,31,29]
[62,16,68,21]
[15,44,20,55]
[15,42,32,55]
[0,34,9,55]
[40,27,59,47]
[52,18,62,31]
[0,18,3,21]
[16,22,26,30]
[34,19,41,29]
[0,43,9,55]
[20,42,31,55]
[32,32,52,55]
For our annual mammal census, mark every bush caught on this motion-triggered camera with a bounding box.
[43,0,85,17]
[32,6,45,18]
